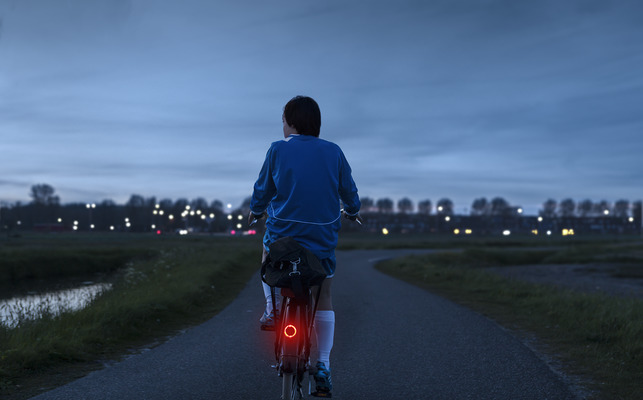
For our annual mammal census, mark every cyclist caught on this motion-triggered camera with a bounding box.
[248,95,361,396]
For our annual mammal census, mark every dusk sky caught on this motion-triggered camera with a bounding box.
[1,0,642,215]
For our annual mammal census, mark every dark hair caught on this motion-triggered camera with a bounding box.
[283,96,321,137]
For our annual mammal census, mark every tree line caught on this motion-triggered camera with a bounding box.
[0,184,640,233]
[358,196,641,219]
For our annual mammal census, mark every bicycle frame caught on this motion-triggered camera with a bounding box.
[272,283,322,399]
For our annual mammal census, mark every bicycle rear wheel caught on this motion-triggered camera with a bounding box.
[282,372,302,399]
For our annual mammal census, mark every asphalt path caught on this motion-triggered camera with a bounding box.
[33,249,580,400]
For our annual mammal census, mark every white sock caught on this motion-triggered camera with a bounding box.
[315,310,335,369]
[262,281,279,314]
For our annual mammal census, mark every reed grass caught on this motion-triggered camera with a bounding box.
[0,233,262,399]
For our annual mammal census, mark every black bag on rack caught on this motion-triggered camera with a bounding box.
[261,236,327,296]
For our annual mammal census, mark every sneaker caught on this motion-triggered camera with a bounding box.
[312,361,332,397]
[259,310,276,331]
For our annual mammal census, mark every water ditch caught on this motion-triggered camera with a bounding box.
[0,281,112,328]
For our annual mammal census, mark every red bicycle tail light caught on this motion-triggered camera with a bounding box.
[284,324,297,338]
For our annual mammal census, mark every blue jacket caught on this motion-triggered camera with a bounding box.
[250,134,360,259]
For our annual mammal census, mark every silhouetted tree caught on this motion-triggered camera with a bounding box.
[491,197,510,216]
[397,198,414,214]
[191,197,209,212]
[159,198,173,210]
[376,198,394,214]
[145,197,157,209]
[578,199,593,217]
[540,199,557,218]
[126,194,145,208]
[471,197,488,216]
[97,199,118,230]
[436,198,454,215]
[559,198,575,217]
[614,199,630,218]
[360,197,375,212]
[28,184,60,224]
[594,200,611,216]
[30,184,60,206]
[210,200,224,211]
[126,194,147,231]
[633,201,642,223]
[173,198,189,214]
[417,200,432,215]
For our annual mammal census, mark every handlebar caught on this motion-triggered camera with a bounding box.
[342,210,363,225]
[248,212,265,227]
[248,210,363,226]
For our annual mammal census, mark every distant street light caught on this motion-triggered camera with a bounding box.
[86,203,95,231]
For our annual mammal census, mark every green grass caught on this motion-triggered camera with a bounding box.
[375,247,643,400]
[1,232,641,399]
[0,233,262,399]
[0,233,163,283]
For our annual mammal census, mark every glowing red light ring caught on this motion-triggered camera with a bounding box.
[284,324,297,338]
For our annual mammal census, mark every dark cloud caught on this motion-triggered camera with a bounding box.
[1,0,642,213]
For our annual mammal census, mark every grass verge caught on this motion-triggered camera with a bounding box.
[0,233,262,399]
[375,249,642,400]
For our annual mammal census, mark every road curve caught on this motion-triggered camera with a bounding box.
[32,249,580,400]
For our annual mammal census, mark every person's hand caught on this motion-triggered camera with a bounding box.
[343,211,363,225]
[248,211,266,226]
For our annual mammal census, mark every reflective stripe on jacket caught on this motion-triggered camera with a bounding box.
[250,134,360,259]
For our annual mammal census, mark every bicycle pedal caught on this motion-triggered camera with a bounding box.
[260,324,275,331]
[311,391,332,398]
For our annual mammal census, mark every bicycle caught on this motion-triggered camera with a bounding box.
[271,280,323,399]
[252,212,362,399]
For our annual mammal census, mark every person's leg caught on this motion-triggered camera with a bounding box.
[313,278,334,368]
[260,247,280,328]
[313,255,335,394]
[261,248,274,314]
